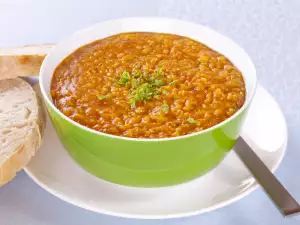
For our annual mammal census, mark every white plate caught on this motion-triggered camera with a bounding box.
[25,84,287,219]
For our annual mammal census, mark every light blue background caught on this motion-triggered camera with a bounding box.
[0,0,300,224]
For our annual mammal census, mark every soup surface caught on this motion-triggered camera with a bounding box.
[51,32,246,138]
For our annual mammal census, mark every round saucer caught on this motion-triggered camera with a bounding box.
[25,84,287,219]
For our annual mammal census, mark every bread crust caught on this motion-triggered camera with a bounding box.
[0,44,53,80]
[0,79,46,186]
[0,55,46,79]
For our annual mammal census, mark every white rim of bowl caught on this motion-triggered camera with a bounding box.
[40,17,258,142]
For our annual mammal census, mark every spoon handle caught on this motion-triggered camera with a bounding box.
[234,137,300,216]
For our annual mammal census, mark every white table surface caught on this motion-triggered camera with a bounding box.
[1,0,300,224]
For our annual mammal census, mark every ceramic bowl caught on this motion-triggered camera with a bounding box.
[39,17,257,187]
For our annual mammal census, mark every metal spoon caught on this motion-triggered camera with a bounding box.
[234,137,300,216]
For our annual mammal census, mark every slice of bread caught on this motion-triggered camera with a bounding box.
[0,44,53,80]
[0,78,46,186]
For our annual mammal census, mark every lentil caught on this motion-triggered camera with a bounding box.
[51,32,246,138]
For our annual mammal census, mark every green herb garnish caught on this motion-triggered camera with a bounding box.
[161,101,169,112]
[161,89,168,95]
[98,94,111,100]
[154,79,165,86]
[131,78,137,89]
[118,71,131,86]
[129,83,160,108]
[187,118,196,124]
[132,69,143,78]
[116,67,174,107]
[153,67,164,78]
[129,98,136,109]
[169,80,178,86]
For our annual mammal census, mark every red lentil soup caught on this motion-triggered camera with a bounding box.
[51,32,246,138]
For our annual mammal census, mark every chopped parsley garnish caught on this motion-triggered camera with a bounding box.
[131,78,137,89]
[187,118,196,124]
[116,67,173,108]
[154,79,165,86]
[129,83,160,108]
[153,67,164,78]
[118,71,131,86]
[129,98,136,109]
[161,101,169,112]
[98,94,111,100]
[132,69,144,78]
[98,95,106,100]
[169,80,178,86]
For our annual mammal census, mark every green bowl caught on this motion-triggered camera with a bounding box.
[39,17,257,187]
